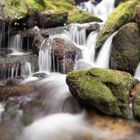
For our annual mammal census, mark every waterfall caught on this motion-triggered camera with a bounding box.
[94,0,115,21]
[83,31,98,62]
[78,0,115,21]
[134,62,140,80]
[74,31,98,70]
[25,62,32,76]
[83,1,96,13]
[21,62,32,77]
[18,74,92,140]
[0,103,4,122]
[38,39,52,72]
[95,31,117,68]
[9,34,24,55]
[69,24,86,46]
[0,63,20,80]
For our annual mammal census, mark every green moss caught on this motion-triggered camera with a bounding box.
[22,113,33,125]
[88,68,133,87]
[96,0,140,49]
[44,0,101,24]
[4,0,100,24]
[67,8,102,24]
[49,12,68,25]
[44,0,75,12]
[133,105,140,119]
[4,0,47,19]
[66,68,134,117]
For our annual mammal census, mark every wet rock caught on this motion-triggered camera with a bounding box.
[36,11,68,28]
[51,38,81,73]
[95,0,140,50]
[32,34,45,53]
[16,11,68,29]
[110,22,140,75]
[59,59,74,74]
[86,23,100,36]
[0,85,34,101]
[5,77,24,86]
[0,54,38,80]
[32,72,49,79]
[20,28,49,52]
[66,68,134,118]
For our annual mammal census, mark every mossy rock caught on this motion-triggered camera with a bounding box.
[133,83,140,119]
[110,22,140,75]
[67,8,102,24]
[45,0,101,24]
[66,68,134,118]
[95,0,140,49]
[3,0,101,27]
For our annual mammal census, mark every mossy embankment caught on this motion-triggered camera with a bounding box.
[2,0,101,25]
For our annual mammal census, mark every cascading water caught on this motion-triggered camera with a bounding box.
[94,0,115,21]
[95,31,117,68]
[15,73,92,140]
[9,34,24,55]
[38,39,52,72]
[134,62,140,80]
[74,30,98,70]
[82,31,98,62]
[21,62,32,77]
[69,24,86,46]
[1,1,140,140]
[0,103,4,121]
[78,0,115,21]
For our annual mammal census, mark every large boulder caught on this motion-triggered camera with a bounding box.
[66,68,134,117]
[110,22,140,75]
[95,0,140,50]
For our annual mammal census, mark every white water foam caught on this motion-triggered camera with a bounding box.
[18,113,93,140]
[94,0,115,21]
[134,62,140,80]
[78,0,115,21]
